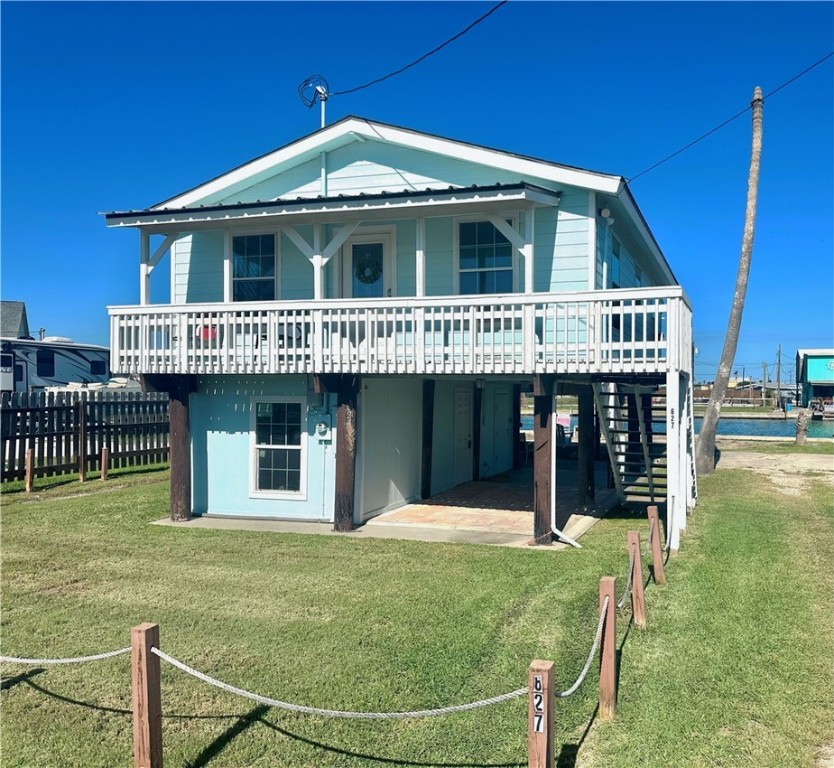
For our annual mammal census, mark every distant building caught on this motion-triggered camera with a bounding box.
[796,349,834,406]
[1,301,31,339]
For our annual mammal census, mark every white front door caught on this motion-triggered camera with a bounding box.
[454,387,473,486]
[341,230,394,299]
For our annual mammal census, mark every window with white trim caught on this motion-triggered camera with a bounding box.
[233,234,275,301]
[252,399,305,496]
[458,221,513,295]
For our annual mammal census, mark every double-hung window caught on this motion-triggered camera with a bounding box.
[458,221,514,295]
[233,234,275,301]
[252,399,305,497]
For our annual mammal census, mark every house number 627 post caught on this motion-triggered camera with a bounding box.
[528,660,554,768]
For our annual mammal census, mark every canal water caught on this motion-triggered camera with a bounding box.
[520,415,834,439]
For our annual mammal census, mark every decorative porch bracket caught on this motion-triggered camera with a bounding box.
[284,223,360,300]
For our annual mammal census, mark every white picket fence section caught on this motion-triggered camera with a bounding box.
[109,287,693,377]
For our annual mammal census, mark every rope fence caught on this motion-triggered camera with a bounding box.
[0,647,130,665]
[1,506,672,768]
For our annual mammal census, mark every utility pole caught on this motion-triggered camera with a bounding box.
[762,361,767,407]
[776,344,781,413]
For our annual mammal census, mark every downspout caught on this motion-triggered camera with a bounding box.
[550,389,582,549]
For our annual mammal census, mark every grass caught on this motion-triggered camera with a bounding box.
[1,456,832,767]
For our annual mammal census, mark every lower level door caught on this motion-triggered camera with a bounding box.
[454,387,473,486]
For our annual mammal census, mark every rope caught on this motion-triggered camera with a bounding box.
[616,546,637,610]
[556,596,609,699]
[0,647,130,665]
[151,648,526,720]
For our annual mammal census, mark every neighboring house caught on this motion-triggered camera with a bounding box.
[796,349,834,406]
[1,301,31,339]
[105,117,696,549]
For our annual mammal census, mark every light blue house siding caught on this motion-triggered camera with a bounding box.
[172,232,224,303]
[190,375,336,520]
[190,374,515,521]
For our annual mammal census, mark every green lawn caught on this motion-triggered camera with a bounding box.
[1,459,832,767]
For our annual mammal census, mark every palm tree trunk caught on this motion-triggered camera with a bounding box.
[695,86,764,475]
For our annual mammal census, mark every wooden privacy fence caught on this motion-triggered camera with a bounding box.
[1,391,169,482]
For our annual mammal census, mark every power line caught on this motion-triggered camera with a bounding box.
[627,51,834,183]
[330,2,508,97]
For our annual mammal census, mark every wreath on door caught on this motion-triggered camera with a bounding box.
[354,254,382,284]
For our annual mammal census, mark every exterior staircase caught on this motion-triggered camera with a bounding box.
[593,383,668,505]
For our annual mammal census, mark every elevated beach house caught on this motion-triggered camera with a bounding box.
[105,117,696,549]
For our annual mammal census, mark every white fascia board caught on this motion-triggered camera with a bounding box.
[155,118,620,211]
[155,124,360,210]
[108,187,557,230]
[347,121,622,194]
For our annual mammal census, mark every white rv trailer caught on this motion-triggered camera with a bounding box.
[0,337,111,394]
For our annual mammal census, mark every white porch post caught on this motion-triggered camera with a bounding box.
[139,231,150,306]
[523,206,535,294]
[415,217,426,298]
[313,225,324,300]
[665,369,683,551]
[223,230,232,302]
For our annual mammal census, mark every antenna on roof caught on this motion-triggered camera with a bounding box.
[298,75,330,128]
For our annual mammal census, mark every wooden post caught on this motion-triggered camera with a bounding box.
[421,380,435,499]
[532,374,555,545]
[25,448,34,493]
[512,384,522,470]
[528,659,555,768]
[334,376,359,532]
[599,576,617,720]
[101,447,109,482]
[647,505,666,585]
[627,531,647,629]
[472,384,483,481]
[77,399,87,482]
[168,376,193,523]
[131,622,162,768]
[577,385,596,510]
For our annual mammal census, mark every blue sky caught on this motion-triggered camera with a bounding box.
[2,1,832,383]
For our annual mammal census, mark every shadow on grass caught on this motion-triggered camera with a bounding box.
[1,667,44,690]
[14,676,245,720]
[256,716,525,768]
[2,464,169,496]
[556,703,599,768]
[185,705,270,768]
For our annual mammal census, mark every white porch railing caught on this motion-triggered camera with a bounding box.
[108,287,692,378]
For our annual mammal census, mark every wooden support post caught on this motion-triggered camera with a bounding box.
[101,447,109,482]
[627,531,647,629]
[472,384,483,481]
[334,375,359,532]
[647,505,666,585]
[168,377,193,522]
[77,400,87,482]
[421,380,435,499]
[577,385,596,510]
[599,576,617,720]
[532,375,556,544]
[512,384,522,470]
[528,659,555,768]
[131,622,162,768]
[143,374,196,522]
[25,448,34,493]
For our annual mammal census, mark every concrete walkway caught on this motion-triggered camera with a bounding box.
[155,464,619,550]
